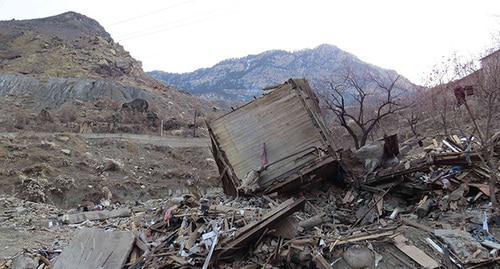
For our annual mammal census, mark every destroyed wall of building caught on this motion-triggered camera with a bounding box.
[209,79,338,195]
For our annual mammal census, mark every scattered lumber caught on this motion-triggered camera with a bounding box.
[393,234,439,269]
[217,198,305,259]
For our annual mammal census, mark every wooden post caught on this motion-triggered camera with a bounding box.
[193,110,198,137]
[160,120,163,137]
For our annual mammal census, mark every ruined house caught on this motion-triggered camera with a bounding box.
[208,79,340,196]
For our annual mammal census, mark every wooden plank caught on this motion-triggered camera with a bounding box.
[217,198,305,258]
[366,163,430,185]
[263,156,337,194]
[468,183,490,196]
[401,219,434,233]
[393,234,439,269]
[53,228,135,269]
[333,231,394,245]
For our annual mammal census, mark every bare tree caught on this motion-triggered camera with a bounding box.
[404,110,420,136]
[322,64,410,149]
[429,45,500,218]
[463,52,500,218]
[432,94,454,136]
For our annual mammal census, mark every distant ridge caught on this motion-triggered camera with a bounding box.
[149,44,415,102]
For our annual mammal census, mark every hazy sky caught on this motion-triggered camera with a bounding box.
[0,0,499,83]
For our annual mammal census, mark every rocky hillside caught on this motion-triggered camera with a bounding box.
[149,44,415,102]
[0,12,210,134]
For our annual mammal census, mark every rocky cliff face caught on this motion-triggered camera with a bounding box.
[0,74,151,110]
[0,12,209,133]
[0,12,149,85]
[149,44,414,102]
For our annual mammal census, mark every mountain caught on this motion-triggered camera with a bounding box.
[0,12,209,133]
[149,44,415,102]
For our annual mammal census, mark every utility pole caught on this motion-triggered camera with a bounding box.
[160,120,164,137]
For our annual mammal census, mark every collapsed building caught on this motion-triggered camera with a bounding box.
[208,79,340,195]
[2,78,500,269]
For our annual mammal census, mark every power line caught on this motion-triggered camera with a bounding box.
[117,9,221,39]
[108,0,197,26]
[121,13,221,41]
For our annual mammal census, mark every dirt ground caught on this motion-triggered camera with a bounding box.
[0,132,219,209]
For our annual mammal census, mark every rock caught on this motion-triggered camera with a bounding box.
[0,74,151,111]
[61,149,71,155]
[121,98,149,113]
[102,158,123,172]
[39,140,56,149]
[56,135,70,142]
[102,186,112,200]
[354,140,385,173]
[97,59,108,65]
[342,245,374,268]
[115,59,130,71]
[146,111,159,127]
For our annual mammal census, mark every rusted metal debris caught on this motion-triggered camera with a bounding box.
[208,79,339,196]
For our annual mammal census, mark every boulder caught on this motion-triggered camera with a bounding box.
[121,98,149,113]
[102,158,123,172]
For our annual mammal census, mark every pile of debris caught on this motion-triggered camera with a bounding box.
[2,132,500,268]
[1,79,500,268]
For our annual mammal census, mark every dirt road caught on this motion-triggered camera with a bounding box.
[0,132,210,148]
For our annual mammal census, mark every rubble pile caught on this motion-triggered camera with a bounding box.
[1,133,499,268]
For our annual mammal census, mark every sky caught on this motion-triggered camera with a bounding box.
[0,0,499,84]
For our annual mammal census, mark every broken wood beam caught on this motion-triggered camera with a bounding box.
[401,218,434,233]
[217,198,305,259]
[328,231,395,246]
[393,234,439,269]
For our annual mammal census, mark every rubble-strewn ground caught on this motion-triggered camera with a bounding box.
[1,132,499,268]
[0,131,220,258]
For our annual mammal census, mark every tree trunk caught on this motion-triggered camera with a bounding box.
[359,133,369,149]
[487,157,499,217]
